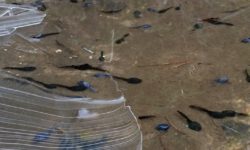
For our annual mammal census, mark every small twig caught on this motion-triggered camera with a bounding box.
[221,5,250,21]
[222,125,241,135]
[108,29,115,63]
[55,40,73,54]
[172,61,191,68]
[158,135,166,150]
[82,47,94,54]
[137,62,171,68]
[137,60,191,68]
[164,116,186,135]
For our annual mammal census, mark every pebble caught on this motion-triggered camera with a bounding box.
[55,49,62,53]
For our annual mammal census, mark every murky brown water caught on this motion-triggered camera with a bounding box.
[1,0,250,149]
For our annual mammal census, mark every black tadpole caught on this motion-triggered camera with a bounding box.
[22,77,58,89]
[244,69,250,82]
[31,0,47,11]
[70,0,78,3]
[99,51,105,62]
[56,84,87,92]
[59,64,106,72]
[138,115,156,120]
[115,33,130,44]
[31,32,60,39]
[202,18,234,26]
[133,10,142,18]
[177,111,202,131]
[157,7,173,13]
[113,76,142,84]
[22,77,88,92]
[190,105,248,119]
[3,66,36,72]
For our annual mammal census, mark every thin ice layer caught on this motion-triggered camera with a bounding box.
[0,3,46,36]
[0,71,142,150]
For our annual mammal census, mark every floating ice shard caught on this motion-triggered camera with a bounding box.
[0,3,46,36]
[0,70,142,150]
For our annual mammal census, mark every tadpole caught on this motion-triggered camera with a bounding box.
[31,32,60,39]
[113,76,142,84]
[244,69,250,82]
[3,66,36,72]
[189,105,248,119]
[59,64,106,72]
[177,111,202,131]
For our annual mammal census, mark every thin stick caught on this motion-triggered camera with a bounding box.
[108,29,115,63]
[222,125,241,135]
[137,60,191,68]
[137,62,171,68]
[158,135,166,150]
[164,116,186,135]
[82,47,94,54]
[172,61,191,68]
[221,4,250,20]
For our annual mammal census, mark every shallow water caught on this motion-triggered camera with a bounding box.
[1,0,250,149]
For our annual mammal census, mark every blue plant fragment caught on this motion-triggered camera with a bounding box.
[78,81,97,92]
[33,128,54,143]
[155,124,170,132]
[241,37,250,43]
[59,138,76,150]
[83,0,93,8]
[132,24,152,30]
[215,76,229,84]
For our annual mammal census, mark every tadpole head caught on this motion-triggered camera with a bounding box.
[221,110,236,117]
[127,78,142,84]
[188,121,202,131]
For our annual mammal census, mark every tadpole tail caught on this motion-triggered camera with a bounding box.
[157,7,173,13]
[189,105,211,113]
[22,77,57,89]
[32,32,60,39]
[177,111,191,122]
[3,66,36,72]
[90,67,107,72]
[113,76,127,81]
[138,115,156,120]
[42,32,60,37]
[244,69,250,77]
[236,112,249,117]
[59,64,107,72]
[58,66,71,69]
[222,22,234,26]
